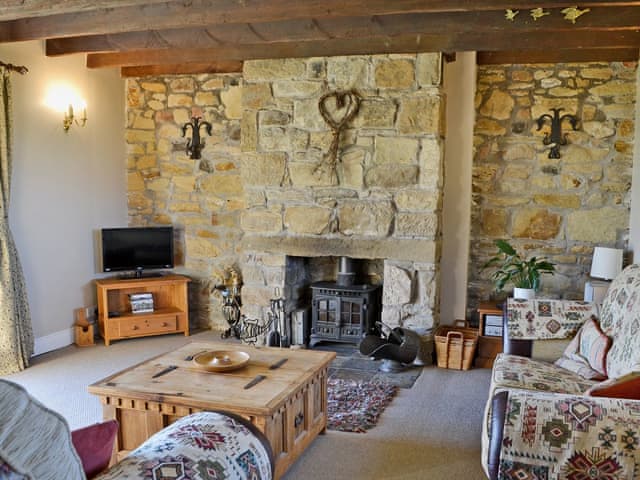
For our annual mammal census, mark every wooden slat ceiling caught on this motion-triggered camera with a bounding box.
[2,1,640,76]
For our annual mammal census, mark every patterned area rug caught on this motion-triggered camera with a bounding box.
[327,378,398,433]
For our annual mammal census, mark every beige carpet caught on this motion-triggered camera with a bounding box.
[3,331,491,479]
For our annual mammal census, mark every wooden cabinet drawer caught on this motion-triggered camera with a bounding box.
[118,316,177,337]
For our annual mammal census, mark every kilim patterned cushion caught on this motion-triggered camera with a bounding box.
[598,264,640,379]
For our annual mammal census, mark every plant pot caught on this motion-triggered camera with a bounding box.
[513,288,535,300]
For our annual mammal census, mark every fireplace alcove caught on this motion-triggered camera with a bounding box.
[284,256,383,347]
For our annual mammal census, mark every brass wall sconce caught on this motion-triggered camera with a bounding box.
[63,104,87,132]
[181,116,212,159]
[536,108,578,159]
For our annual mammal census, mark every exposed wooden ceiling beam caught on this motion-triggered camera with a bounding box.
[120,62,243,77]
[86,30,640,69]
[0,1,169,21]
[46,7,640,57]
[4,1,640,42]
[478,48,640,65]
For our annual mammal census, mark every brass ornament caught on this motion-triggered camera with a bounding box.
[505,9,519,21]
[530,8,550,21]
[561,6,590,24]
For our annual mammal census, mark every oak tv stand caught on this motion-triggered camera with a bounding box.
[96,274,190,346]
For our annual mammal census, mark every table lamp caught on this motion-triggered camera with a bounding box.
[584,247,623,304]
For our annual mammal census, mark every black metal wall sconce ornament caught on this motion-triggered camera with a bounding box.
[181,116,212,159]
[536,108,578,159]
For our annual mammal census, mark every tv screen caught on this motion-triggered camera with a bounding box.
[101,227,174,273]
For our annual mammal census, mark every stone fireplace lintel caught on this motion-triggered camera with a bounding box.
[241,235,438,263]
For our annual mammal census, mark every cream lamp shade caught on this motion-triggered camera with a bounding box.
[590,247,623,280]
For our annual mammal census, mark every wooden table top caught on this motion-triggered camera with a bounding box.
[89,342,336,416]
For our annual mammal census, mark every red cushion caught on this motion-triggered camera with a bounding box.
[586,372,640,400]
[71,420,118,479]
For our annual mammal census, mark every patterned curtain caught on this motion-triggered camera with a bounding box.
[0,67,33,375]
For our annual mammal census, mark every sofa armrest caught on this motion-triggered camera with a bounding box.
[94,411,273,480]
[486,391,508,480]
[71,420,118,479]
[495,389,640,478]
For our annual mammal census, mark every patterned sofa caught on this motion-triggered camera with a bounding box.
[481,264,640,479]
[0,379,273,480]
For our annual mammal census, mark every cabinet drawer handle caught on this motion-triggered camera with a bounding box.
[294,412,304,428]
[162,322,168,327]
[132,325,139,330]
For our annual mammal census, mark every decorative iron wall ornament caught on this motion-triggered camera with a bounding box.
[536,108,578,159]
[181,116,212,159]
[316,89,362,181]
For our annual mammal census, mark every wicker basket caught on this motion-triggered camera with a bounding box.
[434,320,478,370]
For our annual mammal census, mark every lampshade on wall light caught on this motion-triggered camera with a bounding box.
[63,104,87,132]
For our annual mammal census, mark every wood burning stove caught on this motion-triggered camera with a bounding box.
[310,257,381,347]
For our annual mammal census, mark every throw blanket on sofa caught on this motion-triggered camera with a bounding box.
[506,299,598,340]
[499,389,640,479]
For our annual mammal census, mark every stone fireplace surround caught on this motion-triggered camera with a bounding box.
[125,53,446,333]
[237,53,446,333]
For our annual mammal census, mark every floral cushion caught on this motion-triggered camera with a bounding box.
[599,264,640,378]
[95,411,273,480]
[491,353,597,396]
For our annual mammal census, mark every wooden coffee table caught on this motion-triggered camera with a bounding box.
[89,342,335,479]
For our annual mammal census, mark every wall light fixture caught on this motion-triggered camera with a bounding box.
[63,104,87,132]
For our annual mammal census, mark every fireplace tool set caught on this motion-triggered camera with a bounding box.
[267,288,289,348]
[214,269,290,346]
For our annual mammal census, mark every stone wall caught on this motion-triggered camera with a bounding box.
[125,74,244,328]
[125,55,445,331]
[469,61,637,309]
[239,54,445,330]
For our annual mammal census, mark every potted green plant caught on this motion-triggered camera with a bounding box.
[482,239,556,299]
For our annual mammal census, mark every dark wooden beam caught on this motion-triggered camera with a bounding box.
[4,0,640,42]
[46,7,640,57]
[86,30,640,68]
[478,48,640,65]
[120,61,243,77]
[0,1,169,21]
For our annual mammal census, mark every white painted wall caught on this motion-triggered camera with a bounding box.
[630,63,640,262]
[0,41,126,353]
[440,52,476,324]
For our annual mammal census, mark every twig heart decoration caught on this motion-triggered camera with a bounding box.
[315,89,362,182]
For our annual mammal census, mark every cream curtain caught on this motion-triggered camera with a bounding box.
[0,66,33,375]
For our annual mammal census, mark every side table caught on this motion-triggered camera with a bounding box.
[476,302,504,368]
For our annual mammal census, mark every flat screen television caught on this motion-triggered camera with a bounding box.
[101,227,174,276]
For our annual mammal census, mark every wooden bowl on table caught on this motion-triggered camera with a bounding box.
[192,350,250,372]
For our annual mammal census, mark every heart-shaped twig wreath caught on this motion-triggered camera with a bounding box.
[316,89,362,182]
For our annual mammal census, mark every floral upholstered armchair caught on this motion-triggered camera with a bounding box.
[482,264,640,479]
[0,379,273,480]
